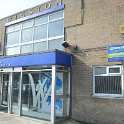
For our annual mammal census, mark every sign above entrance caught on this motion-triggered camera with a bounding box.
[5,4,64,26]
[0,50,72,68]
[108,45,124,62]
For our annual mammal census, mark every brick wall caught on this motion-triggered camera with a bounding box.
[64,0,124,124]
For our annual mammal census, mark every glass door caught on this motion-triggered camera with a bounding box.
[1,73,10,106]
[11,72,21,114]
[11,67,22,115]
[0,68,22,114]
[0,69,12,113]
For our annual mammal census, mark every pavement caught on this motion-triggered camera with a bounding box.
[0,112,82,124]
[0,112,49,124]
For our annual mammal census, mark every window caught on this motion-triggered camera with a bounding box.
[48,38,64,50]
[22,20,33,28]
[21,28,33,43]
[5,10,64,56]
[93,65,123,97]
[7,31,20,46]
[34,25,47,40]
[7,24,21,33]
[34,15,48,25]
[48,19,64,37]
[6,47,20,55]
[49,10,63,21]
[34,41,47,52]
[21,44,33,54]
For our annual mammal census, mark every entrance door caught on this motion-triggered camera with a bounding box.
[0,68,22,114]
[0,68,12,112]
[11,72,21,114]
[1,73,10,106]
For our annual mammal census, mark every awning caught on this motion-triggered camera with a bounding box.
[0,50,72,68]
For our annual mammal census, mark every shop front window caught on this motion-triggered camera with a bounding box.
[21,67,69,120]
[21,71,52,120]
[0,65,70,122]
[55,70,69,118]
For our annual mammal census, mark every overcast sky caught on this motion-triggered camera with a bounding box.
[0,0,50,19]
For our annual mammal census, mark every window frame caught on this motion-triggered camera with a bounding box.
[5,10,64,56]
[93,65,124,98]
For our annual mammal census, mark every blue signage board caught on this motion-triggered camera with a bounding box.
[108,45,124,62]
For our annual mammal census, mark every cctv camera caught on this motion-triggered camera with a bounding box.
[62,41,70,48]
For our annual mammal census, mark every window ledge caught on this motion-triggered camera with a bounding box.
[92,95,124,100]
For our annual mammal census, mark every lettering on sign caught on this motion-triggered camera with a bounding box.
[45,0,63,9]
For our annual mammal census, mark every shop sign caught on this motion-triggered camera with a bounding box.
[108,45,124,62]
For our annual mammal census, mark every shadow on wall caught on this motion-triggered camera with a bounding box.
[70,53,94,122]
[70,53,124,124]
[71,53,92,97]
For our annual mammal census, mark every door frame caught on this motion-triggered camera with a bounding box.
[0,68,13,113]
[1,73,10,106]
[0,67,22,114]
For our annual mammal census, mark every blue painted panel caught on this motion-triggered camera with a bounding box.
[108,45,124,54]
[56,51,72,67]
[0,50,72,68]
[108,57,124,62]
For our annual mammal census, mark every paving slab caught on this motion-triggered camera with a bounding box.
[0,112,49,124]
[0,112,83,124]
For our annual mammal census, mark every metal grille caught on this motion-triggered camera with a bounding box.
[95,76,121,94]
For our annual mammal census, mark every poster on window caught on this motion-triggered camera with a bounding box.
[27,72,63,115]
[43,96,63,115]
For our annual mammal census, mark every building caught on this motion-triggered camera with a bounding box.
[0,0,124,124]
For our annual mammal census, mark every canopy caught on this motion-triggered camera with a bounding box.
[0,50,72,68]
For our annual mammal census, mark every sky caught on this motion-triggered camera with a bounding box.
[0,0,50,19]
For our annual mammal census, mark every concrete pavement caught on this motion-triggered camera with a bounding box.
[0,112,49,124]
[0,112,81,124]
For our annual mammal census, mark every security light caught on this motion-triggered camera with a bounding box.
[62,41,70,48]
